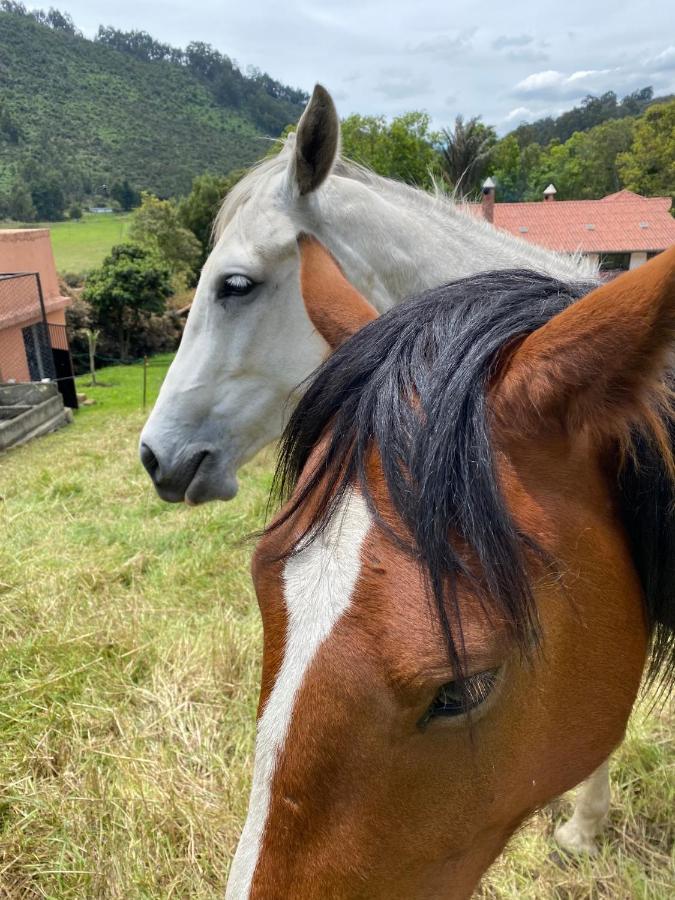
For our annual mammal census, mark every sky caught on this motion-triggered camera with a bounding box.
[30,0,675,132]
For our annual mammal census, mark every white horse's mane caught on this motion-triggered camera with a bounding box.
[213,137,392,238]
[213,138,596,284]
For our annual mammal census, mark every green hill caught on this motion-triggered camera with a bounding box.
[0,8,307,203]
[507,86,673,147]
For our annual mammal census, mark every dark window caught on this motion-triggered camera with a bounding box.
[599,252,631,272]
[22,322,54,380]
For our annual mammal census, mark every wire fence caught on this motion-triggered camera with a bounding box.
[0,271,81,408]
[12,353,171,409]
[70,353,173,411]
[0,272,54,383]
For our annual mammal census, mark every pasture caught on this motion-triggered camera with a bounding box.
[0,360,672,898]
[0,214,132,275]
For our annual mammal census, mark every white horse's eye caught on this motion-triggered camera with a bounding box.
[216,275,257,301]
[423,669,498,724]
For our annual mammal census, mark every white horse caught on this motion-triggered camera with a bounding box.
[140,85,593,505]
[139,85,609,854]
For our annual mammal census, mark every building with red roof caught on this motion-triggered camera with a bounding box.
[0,229,77,407]
[476,182,675,273]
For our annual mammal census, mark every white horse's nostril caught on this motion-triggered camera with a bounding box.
[139,442,160,481]
[139,442,213,503]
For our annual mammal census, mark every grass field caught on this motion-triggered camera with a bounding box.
[1,213,132,275]
[0,360,673,898]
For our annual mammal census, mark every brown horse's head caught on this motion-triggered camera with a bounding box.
[226,239,675,900]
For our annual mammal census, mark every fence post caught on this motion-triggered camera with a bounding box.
[85,328,99,386]
[142,356,148,412]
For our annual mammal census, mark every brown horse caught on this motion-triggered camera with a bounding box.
[226,238,675,899]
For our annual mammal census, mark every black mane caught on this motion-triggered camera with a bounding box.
[270,269,675,687]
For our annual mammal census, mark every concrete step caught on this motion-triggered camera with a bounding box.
[0,405,31,420]
[0,394,71,451]
[0,381,59,406]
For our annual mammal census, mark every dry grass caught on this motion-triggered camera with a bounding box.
[0,370,673,898]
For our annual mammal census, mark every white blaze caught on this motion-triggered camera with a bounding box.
[225,492,371,899]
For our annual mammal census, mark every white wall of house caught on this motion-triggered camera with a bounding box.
[629,251,648,269]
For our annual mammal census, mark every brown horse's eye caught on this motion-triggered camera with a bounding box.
[424,669,499,723]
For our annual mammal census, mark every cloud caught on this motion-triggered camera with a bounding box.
[374,70,431,100]
[492,33,548,62]
[648,45,675,71]
[567,68,611,82]
[408,29,476,60]
[504,105,538,122]
[515,69,565,91]
[492,33,533,50]
[513,67,617,99]
[506,47,549,63]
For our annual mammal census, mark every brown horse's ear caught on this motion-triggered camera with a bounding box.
[494,245,675,437]
[298,234,378,350]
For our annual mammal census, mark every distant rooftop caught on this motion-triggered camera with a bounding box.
[470,188,675,253]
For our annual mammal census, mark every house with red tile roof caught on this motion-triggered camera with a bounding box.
[0,229,77,407]
[476,182,675,273]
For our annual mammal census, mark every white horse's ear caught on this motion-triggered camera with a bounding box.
[292,84,340,196]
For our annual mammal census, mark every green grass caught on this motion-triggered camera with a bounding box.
[47,214,132,275]
[0,360,672,898]
[75,353,175,415]
[1,213,132,275]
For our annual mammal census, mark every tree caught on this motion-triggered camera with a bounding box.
[83,243,173,360]
[30,172,65,220]
[178,170,244,265]
[620,86,654,117]
[617,100,675,199]
[110,179,141,211]
[5,177,36,221]
[128,193,201,282]
[487,135,526,201]
[0,103,21,144]
[0,2,28,15]
[341,112,442,188]
[44,8,78,35]
[439,116,497,196]
[516,118,636,200]
[95,26,172,62]
[489,115,636,202]
[509,86,654,147]
[563,118,635,197]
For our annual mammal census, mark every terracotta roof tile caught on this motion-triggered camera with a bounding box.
[469,192,675,253]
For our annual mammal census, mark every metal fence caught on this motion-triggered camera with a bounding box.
[0,272,78,408]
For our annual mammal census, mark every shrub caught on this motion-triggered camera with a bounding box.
[66,295,184,374]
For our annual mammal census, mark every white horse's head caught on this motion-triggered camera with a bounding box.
[140,86,342,503]
[140,83,596,505]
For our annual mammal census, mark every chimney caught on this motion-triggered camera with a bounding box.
[482,177,496,223]
[543,183,557,202]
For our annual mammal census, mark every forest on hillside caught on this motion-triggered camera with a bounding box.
[0,2,307,218]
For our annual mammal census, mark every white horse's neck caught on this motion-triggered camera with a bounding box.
[312,170,596,311]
